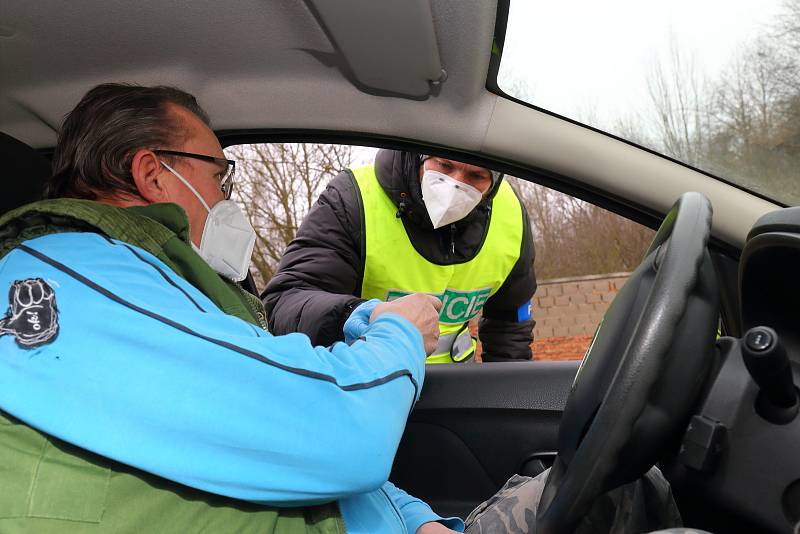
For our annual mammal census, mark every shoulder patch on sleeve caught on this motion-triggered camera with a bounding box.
[0,278,59,348]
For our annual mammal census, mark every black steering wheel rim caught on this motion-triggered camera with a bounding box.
[536,192,718,534]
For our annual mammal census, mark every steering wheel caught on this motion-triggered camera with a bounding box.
[535,192,719,534]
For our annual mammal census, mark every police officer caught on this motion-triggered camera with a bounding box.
[264,149,537,363]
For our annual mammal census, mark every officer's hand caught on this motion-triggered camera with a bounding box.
[370,294,442,355]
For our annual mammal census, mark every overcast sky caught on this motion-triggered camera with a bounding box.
[498,0,785,130]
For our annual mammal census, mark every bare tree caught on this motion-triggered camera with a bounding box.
[706,41,788,188]
[225,143,353,285]
[772,0,800,94]
[644,1,800,203]
[646,43,712,166]
[509,177,655,280]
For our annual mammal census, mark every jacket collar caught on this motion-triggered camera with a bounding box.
[0,199,264,327]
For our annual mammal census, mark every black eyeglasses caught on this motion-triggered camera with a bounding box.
[153,149,236,199]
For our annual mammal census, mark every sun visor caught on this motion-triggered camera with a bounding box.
[303,0,445,99]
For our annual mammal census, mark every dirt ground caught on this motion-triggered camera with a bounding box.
[473,334,591,362]
[469,320,590,362]
[531,335,593,361]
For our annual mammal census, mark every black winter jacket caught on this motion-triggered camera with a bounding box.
[262,149,537,361]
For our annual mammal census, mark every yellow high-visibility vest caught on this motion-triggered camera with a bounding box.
[353,165,524,363]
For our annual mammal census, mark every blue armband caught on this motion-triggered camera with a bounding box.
[517,301,532,322]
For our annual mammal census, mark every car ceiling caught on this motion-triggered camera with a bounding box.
[0,0,780,248]
[0,0,496,148]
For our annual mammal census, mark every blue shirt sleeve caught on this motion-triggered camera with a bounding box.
[0,233,428,505]
[383,481,464,533]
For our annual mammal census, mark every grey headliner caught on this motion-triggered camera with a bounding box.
[0,0,496,149]
[0,0,779,246]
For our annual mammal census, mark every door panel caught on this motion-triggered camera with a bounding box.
[390,361,579,518]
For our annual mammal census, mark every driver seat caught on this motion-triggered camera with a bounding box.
[0,131,50,215]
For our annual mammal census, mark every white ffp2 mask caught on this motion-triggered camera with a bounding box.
[161,161,256,282]
[421,170,483,229]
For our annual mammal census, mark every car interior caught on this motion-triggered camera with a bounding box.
[2,0,799,533]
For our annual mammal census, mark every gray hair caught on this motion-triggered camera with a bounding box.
[48,83,211,200]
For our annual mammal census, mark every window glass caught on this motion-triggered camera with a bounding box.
[497,0,800,205]
[226,143,653,361]
[508,177,654,360]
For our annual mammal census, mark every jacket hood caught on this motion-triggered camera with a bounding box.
[373,149,502,230]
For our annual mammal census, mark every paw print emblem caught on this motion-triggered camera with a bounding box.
[0,278,59,348]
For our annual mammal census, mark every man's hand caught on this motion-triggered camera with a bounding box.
[416,521,460,534]
[370,293,441,355]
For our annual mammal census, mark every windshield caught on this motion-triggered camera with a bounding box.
[496,0,800,205]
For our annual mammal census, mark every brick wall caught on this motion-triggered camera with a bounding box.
[533,272,630,340]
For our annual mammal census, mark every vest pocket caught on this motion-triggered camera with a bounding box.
[26,438,111,523]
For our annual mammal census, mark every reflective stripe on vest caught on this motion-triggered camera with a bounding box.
[353,165,523,363]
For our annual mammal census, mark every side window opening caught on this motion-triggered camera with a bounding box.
[225,142,655,361]
[507,177,655,360]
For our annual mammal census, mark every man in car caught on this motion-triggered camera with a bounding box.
[0,83,461,533]
[263,149,537,363]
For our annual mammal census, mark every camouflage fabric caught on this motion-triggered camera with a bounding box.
[465,466,682,534]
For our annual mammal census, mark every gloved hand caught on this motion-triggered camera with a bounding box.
[343,299,381,344]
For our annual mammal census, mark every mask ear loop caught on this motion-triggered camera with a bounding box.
[160,161,212,213]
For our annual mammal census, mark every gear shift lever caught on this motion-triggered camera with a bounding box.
[742,326,799,424]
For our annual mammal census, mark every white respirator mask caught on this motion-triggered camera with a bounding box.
[421,170,484,229]
[161,161,256,282]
